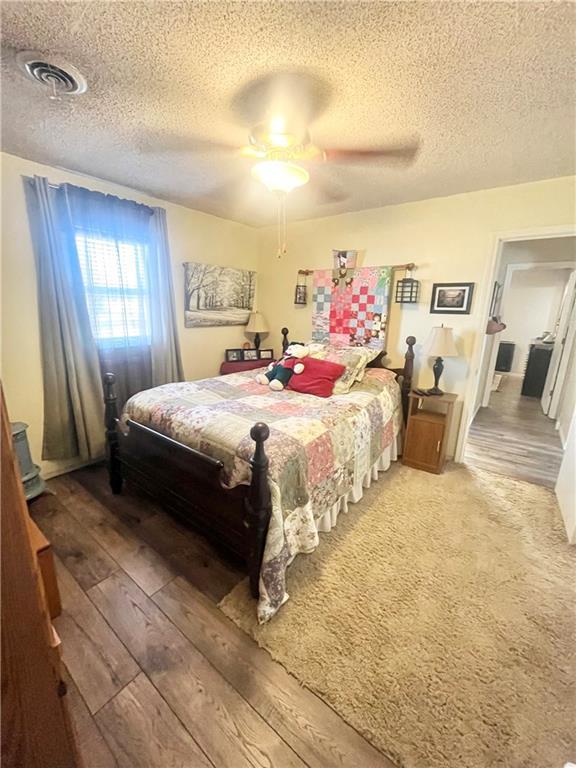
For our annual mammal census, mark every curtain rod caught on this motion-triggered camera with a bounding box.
[298,262,415,274]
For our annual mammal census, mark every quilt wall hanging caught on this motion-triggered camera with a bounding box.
[184,261,256,327]
[312,266,392,348]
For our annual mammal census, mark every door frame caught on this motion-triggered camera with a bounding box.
[481,260,575,408]
[455,225,576,463]
[541,270,576,416]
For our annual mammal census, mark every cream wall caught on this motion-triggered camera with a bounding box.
[555,411,576,544]
[557,334,576,449]
[257,176,576,456]
[2,151,575,475]
[474,236,576,413]
[501,268,571,374]
[1,152,259,477]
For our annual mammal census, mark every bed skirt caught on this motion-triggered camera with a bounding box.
[315,435,400,533]
[260,431,402,622]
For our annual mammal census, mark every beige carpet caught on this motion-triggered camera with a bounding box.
[220,464,576,768]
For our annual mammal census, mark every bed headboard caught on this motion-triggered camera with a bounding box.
[280,328,415,421]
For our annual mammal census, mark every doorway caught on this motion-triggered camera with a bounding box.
[465,236,576,488]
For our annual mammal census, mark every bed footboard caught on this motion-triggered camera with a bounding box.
[103,373,272,598]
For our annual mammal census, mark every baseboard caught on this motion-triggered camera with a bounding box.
[558,422,568,449]
[42,457,102,481]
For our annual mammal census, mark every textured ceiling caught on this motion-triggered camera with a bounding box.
[1,1,575,226]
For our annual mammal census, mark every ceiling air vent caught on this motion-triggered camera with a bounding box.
[15,50,87,97]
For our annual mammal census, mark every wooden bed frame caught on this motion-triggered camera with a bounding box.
[104,331,415,599]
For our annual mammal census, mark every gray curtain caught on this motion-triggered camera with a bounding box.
[25,176,184,462]
[24,176,105,461]
[149,207,184,385]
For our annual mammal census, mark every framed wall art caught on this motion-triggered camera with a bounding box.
[184,262,256,328]
[430,282,475,315]
[332,249,358,270]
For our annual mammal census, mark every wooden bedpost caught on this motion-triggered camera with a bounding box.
[103,373,123,495]
[281,327,289,353]
[245,422,272,599]
[401,336,416,421]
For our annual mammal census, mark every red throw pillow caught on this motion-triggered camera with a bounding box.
[287,357,347,398]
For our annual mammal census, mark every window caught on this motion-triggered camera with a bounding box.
[75,231,151,346]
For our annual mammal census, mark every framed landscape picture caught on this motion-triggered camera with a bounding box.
[430,282,474,314]
[184,262,256,328]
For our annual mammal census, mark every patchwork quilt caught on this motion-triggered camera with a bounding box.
[312,266,392,348]
[123,368,401,621]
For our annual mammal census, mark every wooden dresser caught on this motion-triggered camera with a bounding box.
[1,389,79,768]
[402,391,457,474]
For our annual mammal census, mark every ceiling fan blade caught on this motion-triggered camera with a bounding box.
[311,167,349,205]
[137,131,239,157]
[230,69,332,133]
[239,145,267,159]
[323,138,420,165]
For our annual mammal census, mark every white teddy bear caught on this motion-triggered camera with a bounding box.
[255,343,310,391]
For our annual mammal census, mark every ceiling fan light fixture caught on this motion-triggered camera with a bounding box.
[251,160,309,193]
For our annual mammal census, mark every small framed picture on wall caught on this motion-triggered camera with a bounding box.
[430,282,475,314]
[242,349,259,361]
[258,349,273,360]
[332,249,358,270]
[225,348,243,362]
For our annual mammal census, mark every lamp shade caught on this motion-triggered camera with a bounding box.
[422,326,458,357]
[246,312,269,334]
[251,161,309,193]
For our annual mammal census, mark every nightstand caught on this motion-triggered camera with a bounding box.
[402,391,457,474]
[219,359,270,375]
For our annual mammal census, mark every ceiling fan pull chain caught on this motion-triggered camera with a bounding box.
[281,193,287,257]
[276,192,288,258]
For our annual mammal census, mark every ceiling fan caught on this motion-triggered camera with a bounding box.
[239,116,419,196]
[231,114,419,255]
[143,70,420,253]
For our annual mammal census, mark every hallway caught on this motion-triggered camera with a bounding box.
[465,374,564,488]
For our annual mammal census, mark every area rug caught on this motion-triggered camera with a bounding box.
[219,463,575,768]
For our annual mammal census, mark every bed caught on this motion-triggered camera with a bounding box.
[104,331,415,621]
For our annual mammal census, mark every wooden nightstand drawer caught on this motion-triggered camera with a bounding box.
[402,392,457,474]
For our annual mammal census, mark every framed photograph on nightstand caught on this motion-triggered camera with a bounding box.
[225,348,243,362]
[242,349,259,361]
[258,349,273,360]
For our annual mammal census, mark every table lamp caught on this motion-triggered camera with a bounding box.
[421,325,458,395]
[245,312,268,350]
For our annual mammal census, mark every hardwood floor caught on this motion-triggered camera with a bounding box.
[29,465,395,768]
[465,374,564,488]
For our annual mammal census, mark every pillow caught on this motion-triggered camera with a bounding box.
[308,343,381,393]
[349,346,382,382]
[287,357,346,398]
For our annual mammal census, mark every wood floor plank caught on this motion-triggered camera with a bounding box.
[88,571,306,768]
[139,512,244,603]
[62,668,118,768]
[465,374,563,487]
[95,673,212,768]
[54,559,140,714]
[51,475,175,596]
[72,465,244,602]
[154,576,394,768]
[30,492,118,590]
[72,464,158,527]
